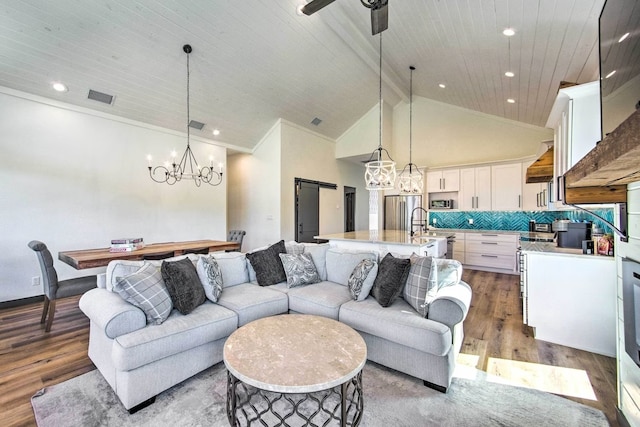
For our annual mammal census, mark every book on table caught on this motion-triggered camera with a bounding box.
[111,237,143,245]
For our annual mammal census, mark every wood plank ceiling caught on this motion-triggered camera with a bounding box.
[0,0,604,153]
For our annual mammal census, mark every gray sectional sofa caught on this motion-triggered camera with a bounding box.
[79,242,472,411]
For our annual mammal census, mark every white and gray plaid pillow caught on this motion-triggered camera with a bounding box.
[113,263,173,325]
[278,252,321,288]
[196,256,223,302]
[403,254,438,317]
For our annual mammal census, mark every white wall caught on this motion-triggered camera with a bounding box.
[336,100,393,161]
[280,121,368,241]
[227,121,282,252]
[0,89,227,302]
[392,96,553,168]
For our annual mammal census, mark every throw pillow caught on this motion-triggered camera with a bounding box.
[435,258,463,289]
[278,253,321,288]
[285,240,305,255]
[161,258,206,315]
[245,240,287,286]
[113,263,173,325]
[196,256,223,303]
[404,254,438,316]
[348,259,378,301]
[371,253,411,307]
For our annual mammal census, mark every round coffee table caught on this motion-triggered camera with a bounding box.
[223,314,366,426]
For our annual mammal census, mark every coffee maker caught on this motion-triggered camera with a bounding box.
[555,220,592,249]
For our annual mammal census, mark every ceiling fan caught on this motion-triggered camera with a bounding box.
[301,0,389,35]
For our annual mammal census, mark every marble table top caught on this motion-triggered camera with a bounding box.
[223,314,367,393]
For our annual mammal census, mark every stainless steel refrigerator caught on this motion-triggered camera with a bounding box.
[384,195,423,232]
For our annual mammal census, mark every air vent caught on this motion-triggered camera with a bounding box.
[87,89,114,105]
[311,117,322,126]
[189,120,205,130]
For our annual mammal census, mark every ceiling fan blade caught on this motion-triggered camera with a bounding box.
[301,0,337,15]
[371,2,388,35]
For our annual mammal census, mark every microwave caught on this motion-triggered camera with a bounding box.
[430,199,453,209]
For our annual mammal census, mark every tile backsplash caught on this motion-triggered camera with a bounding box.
[428,209,615,234]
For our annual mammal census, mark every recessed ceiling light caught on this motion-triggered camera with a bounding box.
[507,98,516,104]
[438,83,446,89]
[52,82,68,92]
[605,70,617,79]
[618,32,630,43]
[505,71,515,77]
[503,28,516,37]
[212,129,220,136]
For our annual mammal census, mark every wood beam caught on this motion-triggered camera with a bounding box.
[564,185,627,204]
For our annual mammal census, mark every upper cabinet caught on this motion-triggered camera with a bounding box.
[546,82,601,207]
[426,169,459,193]
[491,163,522,210]
[459,166,491,210]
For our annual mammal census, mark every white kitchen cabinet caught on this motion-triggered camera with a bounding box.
[521,250,616,356]
[426,169,459,193]
[459,166,491,210]
[491,163,522,210]
[521,160,548,211]
[546,81,600,208]
[464,232,518,273]
[451,232,465,264]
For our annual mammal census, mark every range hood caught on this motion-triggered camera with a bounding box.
[526,146,554,183]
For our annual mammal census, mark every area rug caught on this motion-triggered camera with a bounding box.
[31,361,608,426]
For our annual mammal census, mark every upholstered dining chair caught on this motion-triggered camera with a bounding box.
[28,240,97,332]
[227,230,246,252]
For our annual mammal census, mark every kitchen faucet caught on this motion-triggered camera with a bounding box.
[409,207,429,236]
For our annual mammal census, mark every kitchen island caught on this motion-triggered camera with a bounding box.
[520,242,616,357]
[314,230,451,258]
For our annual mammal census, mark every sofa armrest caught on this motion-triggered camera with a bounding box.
[427,280,472,330]
[79,288,146,339]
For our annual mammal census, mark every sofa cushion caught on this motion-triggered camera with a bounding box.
[216,283,289,326]
[435,258,463,289]
[246,240,287,286]
[348,259,378,301]
[279,253,321,288]
[371,253,411,307]
[111,301,238,371]
[302,243,330,281]
[285,240,305,255]
[325,248,378,286]
[211,252,250,288]
[161,258,206,315]
[287,281,352,320]
[196,256,223,303]
[403,254,438,317]
[339,297,452,356]
[113,263,173,325]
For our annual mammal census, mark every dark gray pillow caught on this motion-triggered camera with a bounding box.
[161,258,206,315]
[246,240,287,286]
[371,253,411,307]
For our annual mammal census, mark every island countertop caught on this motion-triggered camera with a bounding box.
[314,230,453,246]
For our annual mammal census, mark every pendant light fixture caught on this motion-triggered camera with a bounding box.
[147,44,223,187]
[397,66,423,195]
[364,32,396,191]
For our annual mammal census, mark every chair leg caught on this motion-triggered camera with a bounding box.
[44,300,56,332]
[40,296,50,325]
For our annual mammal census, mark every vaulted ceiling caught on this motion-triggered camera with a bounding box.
[0,0,604,152]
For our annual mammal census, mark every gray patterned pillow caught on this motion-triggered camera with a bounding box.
[161,258,206,315]
[404,254,438,316]
[279,253,321,288]
[348,259,378,301]
[196,256,223,302]
[113,263,173,325]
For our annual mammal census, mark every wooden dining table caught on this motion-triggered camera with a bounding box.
[58,239,240,270]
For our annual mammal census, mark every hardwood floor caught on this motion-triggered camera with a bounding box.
[0,270,618,426]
